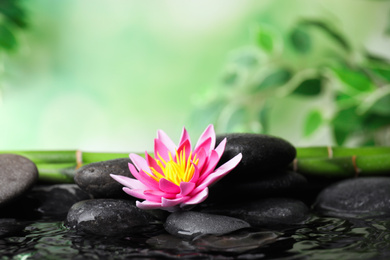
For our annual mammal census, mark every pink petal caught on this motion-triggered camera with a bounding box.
[136,200,163,210]
[157,130,176,155]
[144,189,176,199]
[176,139,191,162]
[194,148,207,174]
[161,197,185,208]
[145,153,163,176]
[130,153,151,174]
[179,127,191,148]
[182,187,209,207]
[179,182,196,197]
[110,174,148,190]
[195,124,215,153]
[128,163,160,190]
[194,137,212,156]
[197,150,220,184]
[214,138,227,158]
[154,138,171,162]
[159,178,180,194]
[123,187,148,200]
[189,163,200,184]
[193,153,242,193]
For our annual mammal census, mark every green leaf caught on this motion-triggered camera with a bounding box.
[331,106,364,145]
[258,102,271,134]
[190,99,225,131]
[332,67,375,93]
[292,78,322,96]
[332,107,362,132]
[303,109,323,137]
[255,68,292,91]
[233,52,259,68]
[363,114,390,131]
[369,64,390,82]
[289,26,311,54]
[222,70,239,87]
[386,11,390,36]
[0,25,17,50]
[225,107,247,132]
[256,26,275,54]
[368,92,390,116]
[300,19,350,52]
[0,1,27,28]
[333,127,349,146]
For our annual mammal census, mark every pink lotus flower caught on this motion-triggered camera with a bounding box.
[110,124,242,212]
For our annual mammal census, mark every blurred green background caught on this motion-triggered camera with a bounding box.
[0,0,389,152]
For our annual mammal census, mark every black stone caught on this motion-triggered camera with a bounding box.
[209,171,308,203]
[0,154,38,207]
[26,184,92,219]
[202,198,310,227]
[0,219,26,237]
[314,177,390,218]
[164,211,250,240]
[216,133,296,183]
[66,199,159,236]
[74,158,134,198]
[191,230,279,254]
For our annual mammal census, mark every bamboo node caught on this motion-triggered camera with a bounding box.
[76,150,83,169]
[352,155,360,177]
[293,158,298,172]
[327,146,333,158]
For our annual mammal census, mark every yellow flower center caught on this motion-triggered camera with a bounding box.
[149,149,199,186]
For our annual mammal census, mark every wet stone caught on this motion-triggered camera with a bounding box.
[26,184,92,219]
[74,158,134,198]
[202,198,310,227]
[314,177,390,218]
[164,211,250,240]
[192,230,280,254]
[66,199,159,236]
[210,171,308,203]
[216,133,296,183]
[0,154,38,207]
[0,219,26,237]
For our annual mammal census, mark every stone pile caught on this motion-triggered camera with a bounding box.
[1,133,390,252]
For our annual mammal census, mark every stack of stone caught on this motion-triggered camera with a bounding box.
[1,133,390,244]
[66,134,310,238]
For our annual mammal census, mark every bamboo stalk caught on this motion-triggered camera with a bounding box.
[0,151,77,163]
[293,153,390,178]
[82,152,129,164]
[36,163,77,183]
[3,147,390,183]
[296,146,390,158]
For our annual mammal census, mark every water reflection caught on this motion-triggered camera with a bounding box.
[1,216,390,259]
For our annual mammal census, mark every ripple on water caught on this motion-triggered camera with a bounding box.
[1,217,390,259]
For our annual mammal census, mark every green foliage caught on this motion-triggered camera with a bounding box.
[292,78,322,96]
[0,0,27,51]
[195,14,390,146]
[255,68,292,91]
[289,26,311,54]
[304,109,323,137]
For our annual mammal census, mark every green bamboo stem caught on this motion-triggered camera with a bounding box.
[293,153,390,178]
[296,146,390,158]
[3,147,390,183]
[0,151,78,163]
[36,163,77,183]
[82,152,129,164]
